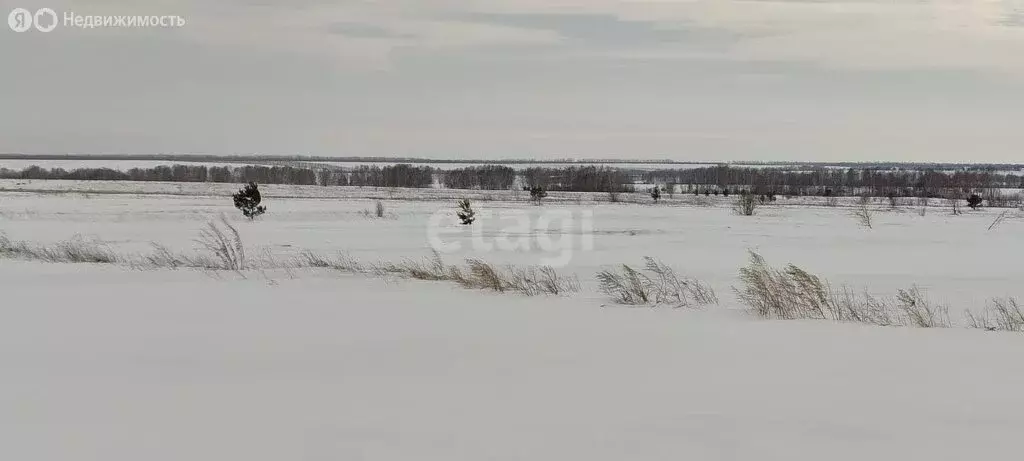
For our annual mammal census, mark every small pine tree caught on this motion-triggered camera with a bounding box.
[722,189,730,197]
[967,194,983,210]
[650,186,661,202]
[233,182,266,220]
[530,186,547,204]
[457,199,475,225]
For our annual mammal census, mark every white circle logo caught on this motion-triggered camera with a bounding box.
[34,8,57,32]
[8,8,32,32]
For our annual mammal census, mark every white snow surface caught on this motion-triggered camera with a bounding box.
[2,262,1023,460]
[2,182,1024,460]
[0,181,1021,310]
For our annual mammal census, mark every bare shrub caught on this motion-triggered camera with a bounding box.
[950,197,962,216]
[196,216,245,271]
[734,193,757,216]
[358,201,389,219]
[965,298,1024,332]
[916,197,929,216]
[851,200,874,229]
[597,257,717,307]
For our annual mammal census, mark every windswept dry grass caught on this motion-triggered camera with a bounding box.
[965,298,1024,332]
[195,216,246,271]
[597,257,717,307]
[735,252,951,328]
[0,233,119,264]
[300,250,581,297]
[4,224,1018,329]
[2,217,251,272]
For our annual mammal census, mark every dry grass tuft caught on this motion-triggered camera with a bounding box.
[300,250,579,297]
[195,216,246,271]
[965,298,1024,332]
[597,257,717,307]
[0,233,119,264]
[735,251,950,328]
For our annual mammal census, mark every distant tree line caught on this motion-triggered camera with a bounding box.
[2,163,1021,199]
[348,165,434,188]
[645,166,1024,198]
[5,154,1022,172]
[522,166,634,192]
[442,166,516,190]
[0,164,433,188]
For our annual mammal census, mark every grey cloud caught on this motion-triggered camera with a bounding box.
[325,22,416,39]
[462,12,735,48]
[3,0,1024,162]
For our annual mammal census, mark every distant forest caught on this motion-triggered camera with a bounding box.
[2,162,1023,200]
[2,153,1022,171]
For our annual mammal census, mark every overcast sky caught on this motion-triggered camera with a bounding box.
[3,0,1024,162]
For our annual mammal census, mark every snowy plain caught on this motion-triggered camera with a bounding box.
[1,179,1020,309]
[1,180,1023,460]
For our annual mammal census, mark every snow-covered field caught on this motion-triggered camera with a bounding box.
[2,181,1023,460]
[1,180,1020,308]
